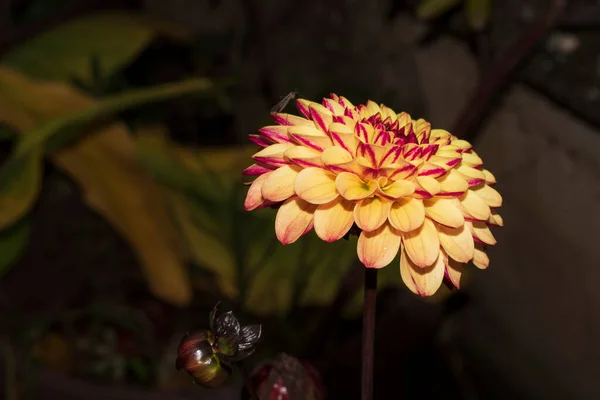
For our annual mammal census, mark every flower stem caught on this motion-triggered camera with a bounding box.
[361,268,377,400]
[237,362,259,400]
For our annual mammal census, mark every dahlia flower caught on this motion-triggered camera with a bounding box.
[243,94,502,296]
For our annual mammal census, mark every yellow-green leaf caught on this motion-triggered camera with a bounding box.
[134,129,252,300]
[167,191,238,299]
[2,12,190,85]
[51,123,192,306]
[0,68,208,306]
[466,0,491,31]
[0,95,42,229]
[0,67,215,157]
[416,0,462,19]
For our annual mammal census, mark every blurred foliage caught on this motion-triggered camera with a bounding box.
[0,12,219,306]
[0,66,218,306]
[0,7,406,324]
[416,0,492,31]
[3,13,190,86]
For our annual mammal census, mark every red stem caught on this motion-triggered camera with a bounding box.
[361,268,377,400]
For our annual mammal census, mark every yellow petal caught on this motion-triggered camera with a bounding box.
[294,167,339,204]
[380,104,397,121]
[275,197,317,245]
[244,172,271,211]
[378,179,415,200]
[417,161,447,179]
[384,159,417,180]
[261,165,301,202]
[309,102,334,118]
[314,199,354,242]
[472,222,496,245]
[402,218,440,267]
[429,129,452,141]
[355,122,375,142]
[338,95,355,109]
[335,172,377,200]
[327,158,367,176]
[271,113,314,127]
[321,146,353,165]
[322,98,346,115]
[328,122,354,134]
[357,143,388,168]
[451,139,472,152]
[482,169,496,185]
[288,125,333,150]
[329,131,359,156]
[437,223,474,263]
[488,211,504,227]
[296,98,323,117]
[424,197,464,228]
[429,155,459,171]
[472,184,502,208]
[283,146,323,168]
[459,190,491,221]
[413,118,431,138]
[436,149,462,159]
[413,175,441,198]
[357,223,401,269]
[456,163,486,185]
[354,197,392,232]
[366,99,381,116]
[396,112,411,127]
[445,255,464,289]
[388,197,425,233]
[473,245,490,269]
[438,169,468,195]
[400,246,444,296]
[258,125,291,144]
[252,143,295,164]
[461,151,483,167]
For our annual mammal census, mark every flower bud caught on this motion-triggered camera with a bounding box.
[176,302,262,389]
[176,331,231,388]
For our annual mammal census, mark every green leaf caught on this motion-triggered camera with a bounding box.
[465,0,491,31]
[2,12,190,85]
[416,0,462,19]
[135,131,212,196]
[0,216,32,278]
